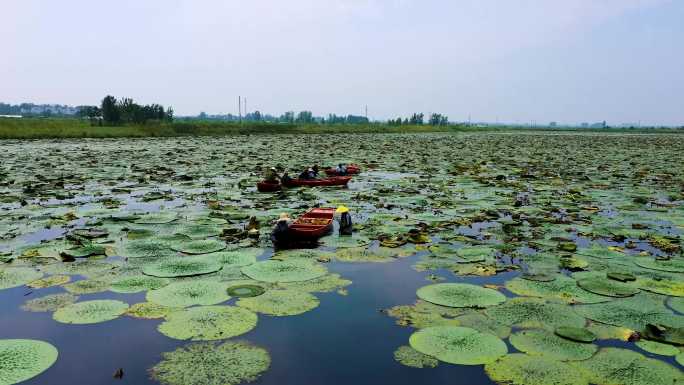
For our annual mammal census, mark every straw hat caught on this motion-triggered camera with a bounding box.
[336,205,350,214]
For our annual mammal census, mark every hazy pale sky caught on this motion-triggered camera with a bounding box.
[3,0,682,125]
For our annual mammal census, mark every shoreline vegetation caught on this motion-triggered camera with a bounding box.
[1,118,683,139]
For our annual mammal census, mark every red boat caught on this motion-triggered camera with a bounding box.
[283,176,352,188]
[289,208,335,239]
[324,164,361,176]
[257,181,282,192]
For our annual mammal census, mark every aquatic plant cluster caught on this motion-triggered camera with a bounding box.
[0,132,683,384]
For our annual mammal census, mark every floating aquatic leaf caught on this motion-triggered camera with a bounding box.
[485,354,589,385]
[393,345,438,368]
[150,341,270,385]
[147,281,230,308]
[27,275,70,289]
[0,339,58,385]
[142,257,222,278]
[242,259,327,283]
[409,326,507,365]
[416,283,505,308]
[126,302,174,319]
[171,239,226,255]
[237,289,319,316]
[509,329,598,361]
[53,300,128,324]
[21,293,78,312]
[0,267,43,290]
[158,306,257,341]
[110,275,170,293]
[573,347,682,385]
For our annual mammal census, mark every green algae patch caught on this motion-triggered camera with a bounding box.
[0,339,58,385]
[555,326,596,343]
[126,302,174,319]
[0,267,43,290]
[509,329,598,361]
[150,341,270,385]
[242,259,327,283]
[53,300,128,324]
[486,297,585,330]
[142,257,222,278]
[577,276,640,298]
[237,289,319,316]
[573,347,683,385]
[417,283,505,308]
[27,275,70,289]
[409,326,507,365]
[158,306,257,341]
[63,279,110,294]
[393,345,439,368]
[635,340,680,356]
[226,284,265,298]
[574,295,684,331]
[486,354,589,385]
[147,281,230,308]
[110,275,170,293]
[21,293,79,313]
[171,239,226,255]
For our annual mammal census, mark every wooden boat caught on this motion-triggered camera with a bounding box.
[256,181,282,192]
[283,176,352,187]
[289,208,334,239]
[324,164,361,176]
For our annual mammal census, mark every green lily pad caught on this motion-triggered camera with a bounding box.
[242,259,327,283]
[509,329,598,361]
[53,300,129,324]
[150,341,270,385]
[573,347,682,385]
[142,257,222,278]
[0,339,58,385]
[146,280,229,307]
[237,289,319,316]
[409,326,507,365]
[416,283,506,308]
[485,354,589,385]
[158,305,257,341]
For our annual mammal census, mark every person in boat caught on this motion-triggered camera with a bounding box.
[336,205,353,235]
[281,171,292,185]
[271,213,292,244]
[264,167,280,183]
[335,163,347,176]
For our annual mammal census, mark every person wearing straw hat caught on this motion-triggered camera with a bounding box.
[271,212,292,244]
[336,206,353,235]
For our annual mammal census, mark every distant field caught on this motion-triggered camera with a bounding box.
[0,118,682,139]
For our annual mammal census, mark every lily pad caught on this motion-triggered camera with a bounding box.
[53,300,128,324]
[147,281,230,308]
[242,259,327,283]
[158,305,257,341]
[0,339,58,385]
[416,283,506,308]
[409,326,507,365]
[150,341,270,385]
[237,289,319,316]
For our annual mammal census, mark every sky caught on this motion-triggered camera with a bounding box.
[2,0,683,125]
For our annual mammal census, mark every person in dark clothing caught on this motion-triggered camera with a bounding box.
[271,213,292,244]
[336,206,353,235]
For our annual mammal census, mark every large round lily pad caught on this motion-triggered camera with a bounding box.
[147,281,230,308]
[237,289,319,316]
[416,283,505,308]
[150,341,270,385]
[409,326,507,365]
[142,257,222,278]
[486,354,589,385]
[171,240,226,255]
[158,306,257,341]
[0,339,58,385]
[241,260,327,283]
[573,347,682,385]
[576,277,640,298]
[0,267,43,290]
[509,329,598,361]
[53,300,129,324]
